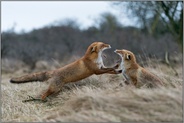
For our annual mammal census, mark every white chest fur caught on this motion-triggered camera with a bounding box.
[120,57,129,80]
[120,57,125,73]
[95,51,105,69]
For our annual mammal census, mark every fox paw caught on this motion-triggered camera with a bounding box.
[113,64,120,69]
[116,69,122,73]
[124,80,130,85]
[119,83,123,87]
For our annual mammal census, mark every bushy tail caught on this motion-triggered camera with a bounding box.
[10,71,50,84]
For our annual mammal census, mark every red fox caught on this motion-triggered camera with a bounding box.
[10,42,121,101]
[114,49,163,88]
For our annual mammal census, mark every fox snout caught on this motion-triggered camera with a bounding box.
[114,49,121,54]
[104,43,111,49]
[101,43,111,51]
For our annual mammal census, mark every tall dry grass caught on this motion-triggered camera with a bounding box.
[1,58,183,122]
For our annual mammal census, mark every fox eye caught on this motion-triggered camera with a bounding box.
[126,54,131,60]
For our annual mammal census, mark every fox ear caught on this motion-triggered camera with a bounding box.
[91,46,96,53]
[126,54,131,60]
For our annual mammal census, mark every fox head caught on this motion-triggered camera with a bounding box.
[88,42,111,54]
[85,42,111,56]
[84,42,111,68]
[114,49,137,69]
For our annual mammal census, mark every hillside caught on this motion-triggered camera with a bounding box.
[2,57,182,122]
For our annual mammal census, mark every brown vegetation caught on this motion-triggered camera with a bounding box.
[1,56,182,122]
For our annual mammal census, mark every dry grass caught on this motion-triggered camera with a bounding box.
[1,59,183,122]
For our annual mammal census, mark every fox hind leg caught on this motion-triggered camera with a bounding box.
[22,78,64,102]
[41,78,64,100]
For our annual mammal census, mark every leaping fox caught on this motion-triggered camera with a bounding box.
[10,42,121,101]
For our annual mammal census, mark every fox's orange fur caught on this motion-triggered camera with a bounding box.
[10,42,120,100]
[114,49,163,88]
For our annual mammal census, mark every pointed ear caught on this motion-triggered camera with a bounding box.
[126,54,131,60]
[91,46,96,53]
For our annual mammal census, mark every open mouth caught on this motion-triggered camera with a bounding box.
[114,50,121,56]
[114,50,125,57]
[114,50,123,63]
[101,45,111,59]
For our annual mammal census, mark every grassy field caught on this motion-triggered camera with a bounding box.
[1,58,183,122]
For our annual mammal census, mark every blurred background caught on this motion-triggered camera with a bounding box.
[1,1,183,71]
[2,2,183,122]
